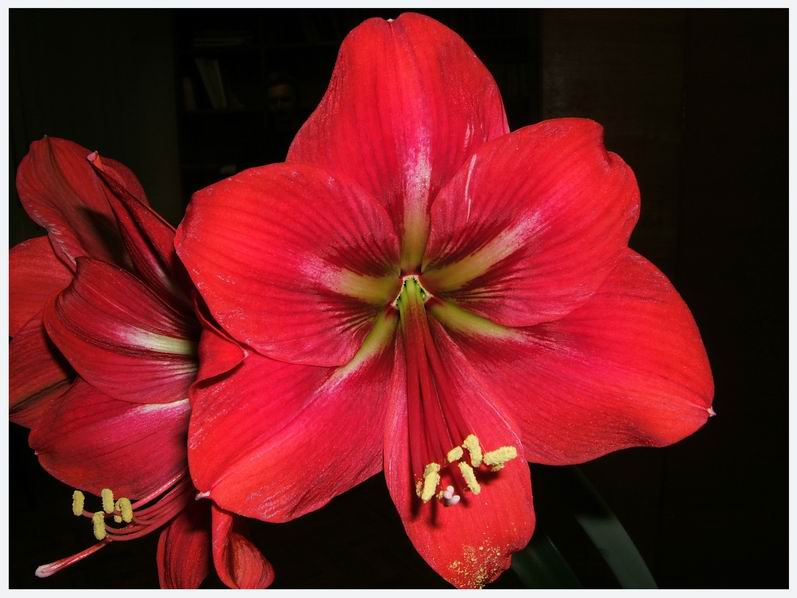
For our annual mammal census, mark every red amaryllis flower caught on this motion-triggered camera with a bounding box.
[10,140,273,588]
[174,13,714,588]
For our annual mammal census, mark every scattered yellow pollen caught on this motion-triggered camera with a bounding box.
[462,434,483,467]
[117,497,134,523]
[483,446,518,471]
[114,514,122,523]
[92,511,107,541]
[458,462,481,495]
[100,488,114,514]
[71,491,85,517]
[447,446,464,463]
[419,463,441,502]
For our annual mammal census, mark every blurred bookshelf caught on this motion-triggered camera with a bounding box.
[173,9,540,201]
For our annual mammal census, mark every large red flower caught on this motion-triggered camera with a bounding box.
[174,12,714,588]
[10,139,273,588]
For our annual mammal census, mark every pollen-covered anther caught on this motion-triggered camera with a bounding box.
[117,497,134,523]
[458,462,481,495]
[418,462,441,502]
[100,488,114,514]
[483,446,518,471]
[71,491,85,517]
[92,512,107,541]
[447,446,464,463]
[462,434,483,467]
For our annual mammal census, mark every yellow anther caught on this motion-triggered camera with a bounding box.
[458,462,481,495]
[92,511,107,541]
[71,490,85,517]
[117,497,134,523]
[462,434,483,467]
[447,446,464,463]
[100,488,114,514]
[483,446,518,471]
[419,463,441,502]
[114,515,122,523]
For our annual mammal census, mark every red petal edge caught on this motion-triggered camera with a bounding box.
[211,505,274,589]
[157,501,211,589]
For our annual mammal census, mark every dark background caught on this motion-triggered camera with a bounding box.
[8,8,787,588]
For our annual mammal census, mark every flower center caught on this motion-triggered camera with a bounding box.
[35,472,194,578]
[395,276,517,507]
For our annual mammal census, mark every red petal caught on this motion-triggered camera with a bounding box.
[29,379,189,498]
[211,505,274,589]
[384,319,534,588]
[175,163,399,367]
[88,152,192,309]
[157,501,211,589]
[9,237,72,336]
[15,137,130,269]
[193,296,246,387]
[454,250,714,464]
[288,12,508,268]
[423,118,640,327]
[9,314,72,429]
[188,311,400,521]
[43,258,198,404]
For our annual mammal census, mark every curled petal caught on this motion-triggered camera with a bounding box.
[43,258,197,404]
[29,380,189,498]
[423,118,639,327]
[88,152,192,308]
[288,12,508,268]
[10,236,72,336]
[157,501,211,589]
[10,314,72,429]
[452,250,714,464]
[188,310,400,521]
[211,505,274,589]
[15,137,131,269]
[176,163,399,367]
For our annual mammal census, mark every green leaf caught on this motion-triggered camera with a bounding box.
[511,532,582,588]
[512,465,657,589]
[568,467,657,588]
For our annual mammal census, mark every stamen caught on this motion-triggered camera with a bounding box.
[483,446,518,471]
[71,491,85,517]
[92,512,107,541]
[458,462,481,495]
[462,434,483,467]
[419,463,441,502]
[40,473,191,579]
[447,446,464,463]
[100,488,114,514]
